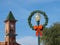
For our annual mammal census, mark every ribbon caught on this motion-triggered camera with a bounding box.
[33,25,43,36]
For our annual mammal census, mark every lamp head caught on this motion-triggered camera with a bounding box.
[35,13,40,22]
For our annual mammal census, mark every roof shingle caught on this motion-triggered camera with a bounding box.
[5,11,17,22]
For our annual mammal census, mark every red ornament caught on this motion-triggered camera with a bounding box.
[36,31,42,36]
[33,25,43,36]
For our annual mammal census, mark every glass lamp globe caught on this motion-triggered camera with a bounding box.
[35,13,40,21]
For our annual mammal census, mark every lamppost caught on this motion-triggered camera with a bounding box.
[35,13,40,45]
[28,10,48,45]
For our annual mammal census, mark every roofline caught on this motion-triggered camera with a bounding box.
[4,20,18,23]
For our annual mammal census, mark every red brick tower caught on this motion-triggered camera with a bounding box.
[4,11,20,45]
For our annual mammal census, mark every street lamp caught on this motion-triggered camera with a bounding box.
[35,13,40,45]
[28,10,48,45]
[35,13,40,22]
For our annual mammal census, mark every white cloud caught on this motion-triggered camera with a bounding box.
[17,36,37,45]
[17,36,43,45]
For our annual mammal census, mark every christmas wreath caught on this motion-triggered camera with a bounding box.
[28,10,48,30]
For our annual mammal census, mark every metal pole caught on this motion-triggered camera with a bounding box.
[37,21,40,45]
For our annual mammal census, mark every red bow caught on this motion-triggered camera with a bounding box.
[33,25,43,36]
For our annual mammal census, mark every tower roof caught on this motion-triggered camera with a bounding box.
[5,11,17,22]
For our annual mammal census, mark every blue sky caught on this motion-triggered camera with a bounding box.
[0,0,60,45]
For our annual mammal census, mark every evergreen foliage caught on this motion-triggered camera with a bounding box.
[42,23,60,45]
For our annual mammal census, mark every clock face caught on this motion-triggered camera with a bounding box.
[10,24,14,28]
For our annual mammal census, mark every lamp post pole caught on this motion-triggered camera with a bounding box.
[35,13,41,45]
[37,21,40,45]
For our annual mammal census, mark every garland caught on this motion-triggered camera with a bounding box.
[28,10,48,30]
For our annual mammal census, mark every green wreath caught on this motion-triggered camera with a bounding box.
[28,10,48,30]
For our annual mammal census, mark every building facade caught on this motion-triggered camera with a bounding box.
[0,11,20,45]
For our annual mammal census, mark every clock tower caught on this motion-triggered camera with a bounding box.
[4,11,20,45]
